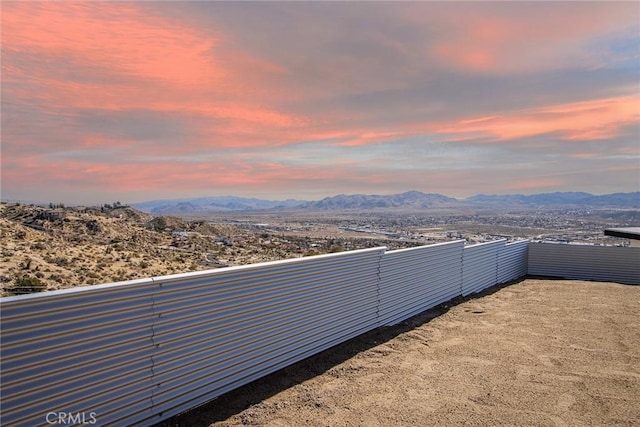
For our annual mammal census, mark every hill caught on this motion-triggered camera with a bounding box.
[0,203,247,296]
[3,202,405,296]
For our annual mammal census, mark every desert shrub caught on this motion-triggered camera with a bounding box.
[53,256,69,266]
[329,243,344,253]
[9,275,46,295]
[85,219,101,234]
[148,217,167,232]
[49,273,64,282]
[19,257,32,270]
[31,242,46,250]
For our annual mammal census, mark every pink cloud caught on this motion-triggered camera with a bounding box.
[431,96,639,143]
[5,156,365,195]
[2,1,306,151]
[2,2,222,86]
[428,3,638,72]
[332,130,404,147]
[2,2,638,202]
[5,2,636,155]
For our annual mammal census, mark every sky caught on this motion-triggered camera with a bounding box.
[1,1,639,205]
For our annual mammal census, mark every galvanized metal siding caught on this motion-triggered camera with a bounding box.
[378,241,464,326]
[0,240,532,427]
[140,247,386,425]
[462,240,505,296]
[528,242,640,285]
[498,240,529,284]
[0,279,156,427]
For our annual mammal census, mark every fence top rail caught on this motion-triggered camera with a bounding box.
[0,246,388,303]
[530,241,640,248]
[383,239,465,255]
[464,239,507,249]
[0,276,156,303]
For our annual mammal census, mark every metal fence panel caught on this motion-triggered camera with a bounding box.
[462,240,505,296]
[140,247,386,425]
[12,240,634,427]
[498,240,529,284]
[378,240,464,326]
[528,243,640,285]
[0,279,156,427]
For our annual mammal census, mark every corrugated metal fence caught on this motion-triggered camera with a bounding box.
[149,248,385,422]
[462,240,503,296]
[3,240,634,426]
[379,241,464,326]
[498,241,529,284]
[1,278,158,425]
[528,242,640,285]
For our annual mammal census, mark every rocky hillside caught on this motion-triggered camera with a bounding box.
[2,203,397,296]
[0,203,250,296]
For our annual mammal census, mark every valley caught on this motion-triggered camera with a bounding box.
[1,200,636,296]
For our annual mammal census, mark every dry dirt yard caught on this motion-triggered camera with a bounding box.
[159,279,640,427]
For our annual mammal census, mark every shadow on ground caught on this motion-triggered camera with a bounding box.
[153,278,525,427]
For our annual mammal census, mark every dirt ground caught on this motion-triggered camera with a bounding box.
[158,279,640,427]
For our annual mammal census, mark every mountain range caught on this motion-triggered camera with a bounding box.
[132,196,304,215]
[132,191,640,215]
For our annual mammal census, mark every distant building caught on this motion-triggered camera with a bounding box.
[171,230,189,246]
[171,230,189,238]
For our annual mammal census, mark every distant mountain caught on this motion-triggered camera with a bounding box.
[463,192,640,208]
[132,196,307,215]
[580,192,640,208]
[299,191,458,210]
[133,191,640,215]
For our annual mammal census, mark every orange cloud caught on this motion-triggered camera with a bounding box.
[3,2,638,202]
[2,1,306,151]
[331,130,404,147]
[2,2,222,86]
[433,96,639,142]
[6,155,364,195]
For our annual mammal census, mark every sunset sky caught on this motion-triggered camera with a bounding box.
[1,1,639,205]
